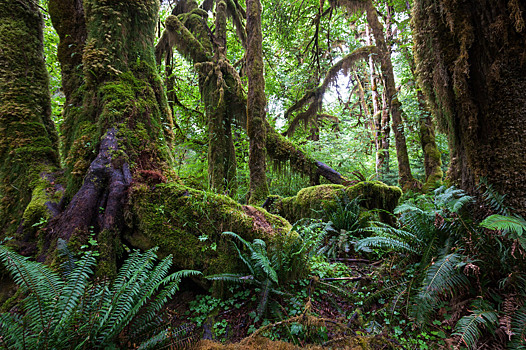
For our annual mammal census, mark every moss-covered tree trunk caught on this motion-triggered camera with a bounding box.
[366,25,389,176]
[413,0,526,214]
[362,0,419,190]
[246,0,269,204]
[417,90,443,190]
[156,8,347,186]
[204,0,238,196]
[45,0,177,272]
[0,0,59,243]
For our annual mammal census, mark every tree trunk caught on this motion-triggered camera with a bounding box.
[366,25,388,176]
[0,0,59,244]
[363,0,419,190]
[246,0,269,204]
[413,0,526,215]
[204,0,238,196]
[46,0,178,273]
[417,90,443,190]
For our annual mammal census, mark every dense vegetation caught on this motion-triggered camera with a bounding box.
[1,0,525,349]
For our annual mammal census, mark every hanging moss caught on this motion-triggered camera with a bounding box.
[124,182,293,276]
[412,0,526,214]
[267,181,402,224]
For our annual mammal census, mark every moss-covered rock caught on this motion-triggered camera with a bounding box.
[124,182,293,276]
[267,181,402,224]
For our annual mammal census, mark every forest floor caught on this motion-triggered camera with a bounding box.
[154,256,446,349]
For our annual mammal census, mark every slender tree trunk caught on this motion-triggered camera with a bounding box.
[397,28,443,190]
[246,0,269,204]
[364,0,418,190]
[413,0,526,215]
[0,0,59,244]
[366,25,388,176]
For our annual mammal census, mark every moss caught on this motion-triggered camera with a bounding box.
[268,181,402,223]
[125,182,293,276]
[21,177,61,237]
[96,228,121,278]
[0,0,59,236]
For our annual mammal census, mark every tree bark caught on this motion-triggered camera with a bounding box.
[0,0,59,242]
[204,0,238,196]
[246,0,269,204]
[417,90,443,189]
[413,0,526,214]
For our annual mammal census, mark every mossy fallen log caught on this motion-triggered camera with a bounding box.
[265,181,402,224]
[124,182,293,276]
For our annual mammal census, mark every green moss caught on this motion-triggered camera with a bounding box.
[96,229,121,278]
[125,182,293,276]
[269,181,402,223]
[0,0,59,236]
[22,178,61,237]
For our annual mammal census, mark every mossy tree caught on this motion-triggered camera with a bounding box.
[412,0,526,214]
[246,0,270,204]
[0,0,60,246]
[331,0,421,190]
[0,0,298,280]
[155,0,348,186]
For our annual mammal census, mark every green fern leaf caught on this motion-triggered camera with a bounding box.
[453,305,498,349]
[510,306,526,350]
[480,214,526,235]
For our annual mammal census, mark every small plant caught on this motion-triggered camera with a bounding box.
[206,232,286,319]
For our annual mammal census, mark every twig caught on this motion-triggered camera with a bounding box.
[330,258,370,263]
[321,277,363,282]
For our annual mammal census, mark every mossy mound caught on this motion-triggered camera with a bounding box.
[124,182,293,276]
[268,181,402,224]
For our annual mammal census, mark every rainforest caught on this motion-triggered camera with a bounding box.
[1,0,525,349]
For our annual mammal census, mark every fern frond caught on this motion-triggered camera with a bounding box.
[0,312,25,349]
[479,177,510,215]
[355,236,418,253]
[129,270,201,340]
[256,278,272,318]
[480,214,526,235]
[510,306,526,350]
[453,303,498,349]
[51,251,96,339]
[413,253,469,324]
[0,245,62,334]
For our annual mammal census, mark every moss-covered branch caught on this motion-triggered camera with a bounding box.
[283,46,377,137]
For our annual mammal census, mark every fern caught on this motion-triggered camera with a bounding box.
[480,214,526,250]
[479,177,510,215]
[412,252,469,324]
[206,229,312,318]
[509,306,526,349]
[453,301,498,349]
[0,244,199,349]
